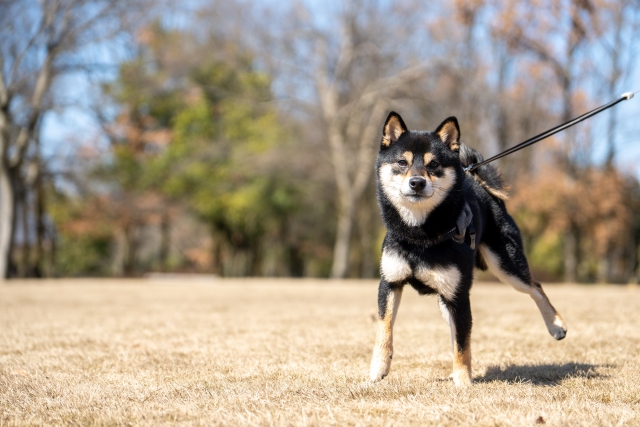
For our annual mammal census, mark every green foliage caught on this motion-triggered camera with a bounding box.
[47,191,114,277]
[47,22,333,278]
[152,62,293,241]
[528,230,564,278]
[94,25,301,275]
[55,235,112,277]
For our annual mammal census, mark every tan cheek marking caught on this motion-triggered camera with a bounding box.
[400,169,412,183]
[424,153,435,180]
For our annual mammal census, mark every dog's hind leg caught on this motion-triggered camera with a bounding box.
[370,281,403,382]
[478,242,567,340]
[439,294,473,386]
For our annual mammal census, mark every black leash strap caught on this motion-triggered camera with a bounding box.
[464,92,637,173]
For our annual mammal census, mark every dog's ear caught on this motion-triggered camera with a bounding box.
[435,117,460,152]
[381,112,408,147]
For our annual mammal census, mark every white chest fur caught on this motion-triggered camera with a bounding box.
[380,249,461,300]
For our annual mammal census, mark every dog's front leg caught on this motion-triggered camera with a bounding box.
[442,293,473,387]
[370,281,403,382]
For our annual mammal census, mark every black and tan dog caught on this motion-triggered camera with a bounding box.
[369,112,567,386]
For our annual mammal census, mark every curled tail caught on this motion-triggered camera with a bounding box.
[459,143,509,201]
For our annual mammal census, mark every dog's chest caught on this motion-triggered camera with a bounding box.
[380,249,461,300]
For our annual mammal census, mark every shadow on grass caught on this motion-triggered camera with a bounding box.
[476,362,608,385]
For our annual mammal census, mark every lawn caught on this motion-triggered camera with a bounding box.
[1,278,639,426]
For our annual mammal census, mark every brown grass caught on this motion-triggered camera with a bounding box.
[1,278,639,426]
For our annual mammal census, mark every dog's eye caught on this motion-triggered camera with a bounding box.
[397,159,408,167]
[428,160,439,168]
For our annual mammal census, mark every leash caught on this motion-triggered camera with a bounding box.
[404,92,636,249]
[464,91,638,173]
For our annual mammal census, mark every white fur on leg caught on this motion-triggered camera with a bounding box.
[478,244,567,340]
[438,296,472,386]
[438,296,455,353]
[530,288,567,340]
[451,365,472,387]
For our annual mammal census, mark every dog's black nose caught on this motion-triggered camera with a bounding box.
[408,177,426,191]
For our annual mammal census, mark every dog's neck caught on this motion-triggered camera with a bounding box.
[380,190,465,244]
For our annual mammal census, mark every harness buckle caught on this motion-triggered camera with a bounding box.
[452,234,465,244]
[468,224,476,250]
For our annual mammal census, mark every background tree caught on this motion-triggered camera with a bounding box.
[73,23,303,276]
[264,0,440,278]
[3,0,639,282]
[0,0,147,279]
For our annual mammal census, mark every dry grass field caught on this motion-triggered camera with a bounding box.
[1,278,639,426]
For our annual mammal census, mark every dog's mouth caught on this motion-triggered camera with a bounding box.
[403,191,432,203]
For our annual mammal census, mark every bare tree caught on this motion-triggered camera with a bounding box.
[0,0,147,280]
[263,1,434,278]
[596,0,640,167]
[492,0,598,282]
[593,0,640,281]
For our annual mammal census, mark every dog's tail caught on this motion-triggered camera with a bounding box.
[459,143,509,201]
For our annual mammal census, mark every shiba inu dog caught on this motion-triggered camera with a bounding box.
[370,112,567,387]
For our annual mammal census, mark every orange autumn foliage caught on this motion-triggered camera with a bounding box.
[509,164,633,258]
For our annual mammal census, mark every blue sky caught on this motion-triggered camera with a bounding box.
[39,3,640,182]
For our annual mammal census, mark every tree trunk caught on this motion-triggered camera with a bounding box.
[250,243,262,277]
[18,184,30,278]
[358,195,376,278]
[33,169,45,277]
[159,212,170,271]
[46,231,56,278]
[330,198,354,278]
[0,165,16,280]
[563,229,577,283]
[604,4,625,167]
[111,227,126,276]
[210,226,223,275]
[287,243,304,277]
[597,257,608,284]
[124,225,138,276]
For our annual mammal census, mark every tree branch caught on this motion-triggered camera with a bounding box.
[8,37,56,169]
[0,55,7,107]
[336,61,429,122]
[8,11,48,90]
[353,100,386,197]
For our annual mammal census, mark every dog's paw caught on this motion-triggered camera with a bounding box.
[548,315,567,340]
[369,351,392,382]
[450,369,473,387]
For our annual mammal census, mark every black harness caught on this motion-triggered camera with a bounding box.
[400,202,476,250]
[400,224,476,249]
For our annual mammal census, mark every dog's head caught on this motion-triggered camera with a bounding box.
[376,112,463,227]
